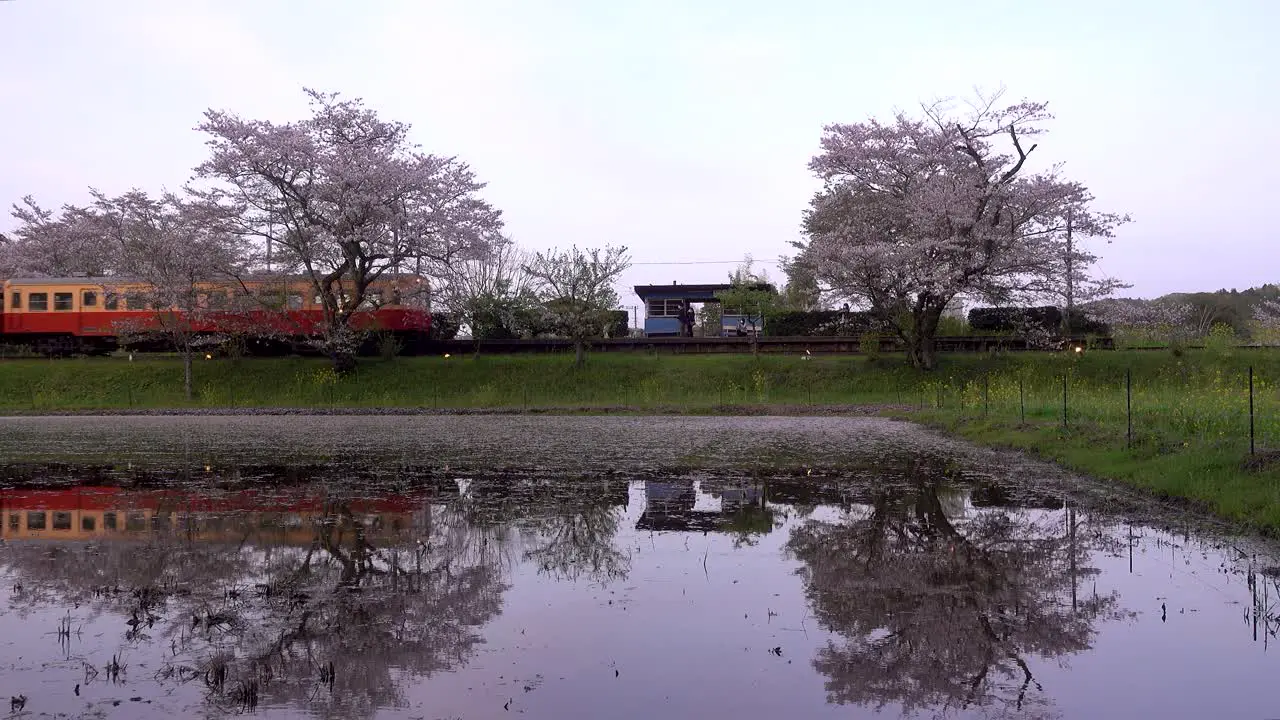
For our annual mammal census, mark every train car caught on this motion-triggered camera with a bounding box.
[0,273,431,356]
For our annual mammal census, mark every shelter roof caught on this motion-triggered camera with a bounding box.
[633,282,774,301]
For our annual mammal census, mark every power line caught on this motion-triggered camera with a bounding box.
[630,259,785,266]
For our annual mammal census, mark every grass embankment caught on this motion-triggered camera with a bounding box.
[2,349,1279,530]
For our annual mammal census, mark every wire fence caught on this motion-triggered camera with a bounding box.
[908,364,1275,458]
[3,355,1275,458]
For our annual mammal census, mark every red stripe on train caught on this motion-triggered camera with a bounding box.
[1,308,429,337]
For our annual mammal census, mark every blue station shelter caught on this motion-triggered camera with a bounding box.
[634,282,772,338]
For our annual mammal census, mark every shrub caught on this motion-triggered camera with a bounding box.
[967,306,1109,336]
[605,310,629,338]
[428,313,460,341]
[1204,322,1237,355]
[766,310,885,337]
[859,332,881,361]
[377,331,403,360]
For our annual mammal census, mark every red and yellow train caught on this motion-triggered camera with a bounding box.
[0,274,432,356]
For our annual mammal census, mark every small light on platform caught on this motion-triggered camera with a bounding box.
[443,353,451,359]
[1073,346,1083,354]
[205,353,213,360]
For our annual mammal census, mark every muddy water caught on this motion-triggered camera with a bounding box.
[1,417,1279,719]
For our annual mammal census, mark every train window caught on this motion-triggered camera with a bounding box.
[27,511,46,530]
[105,293,119,310]
[54,292,73,311]
[257,290,284,309]
[82,290,98,308]
[52,511,72,530]
[206,291,228,309]
[6,513,17,531]
[81,515,96,531]
[287,293,304,310]
[28,292,48,311]
[103,512,117,530]
[8,292,18,309]
[126,511,147,532]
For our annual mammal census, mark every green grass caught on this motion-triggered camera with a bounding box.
[2,348,1279,530]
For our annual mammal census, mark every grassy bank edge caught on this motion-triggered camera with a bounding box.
[4,398,1279,536]
[890,407,1280,537]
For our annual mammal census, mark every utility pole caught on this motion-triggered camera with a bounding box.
[1064,206,1074,335]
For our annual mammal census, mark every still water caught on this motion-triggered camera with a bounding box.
[1,416,1279,719]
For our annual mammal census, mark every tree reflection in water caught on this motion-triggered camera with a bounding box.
[0,485,514,719]
[453,476,632,584]
[785,458,1128,719]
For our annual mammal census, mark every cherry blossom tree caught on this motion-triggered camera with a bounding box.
[523,245,631,368]
[90,191,249,400]
[1082,296,1194,346]
[7,189,249,395]
[190,89,504,373]
[436,237,538,353]
[4,195,121,276]
[0,231,11,275]
[799,90,1130,369]
[1250,295,1280,346]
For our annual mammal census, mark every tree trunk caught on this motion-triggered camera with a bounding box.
[330,348,358,375]
[327,320,359,375]
[906,305,944,371]
[574,340,586,369]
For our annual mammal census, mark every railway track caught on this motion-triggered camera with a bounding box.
[4,334,1274,359]
[425,335,1116,355]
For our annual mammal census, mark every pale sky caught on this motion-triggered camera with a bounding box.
[2,0,1276,311]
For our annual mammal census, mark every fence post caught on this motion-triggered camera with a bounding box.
[1126,368,1133,450]
[1019,377,1025,425]
[1062,375,1068,429]
[1249,365,1255,456]
[983,375,990,418]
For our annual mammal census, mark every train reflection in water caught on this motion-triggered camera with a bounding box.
[0,477,799,544]
[0,486,428,544]
[0,470,1066,546]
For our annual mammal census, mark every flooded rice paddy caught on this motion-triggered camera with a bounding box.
[1,415,1279,719]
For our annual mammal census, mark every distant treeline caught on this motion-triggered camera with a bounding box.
[761,306,1109,337]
